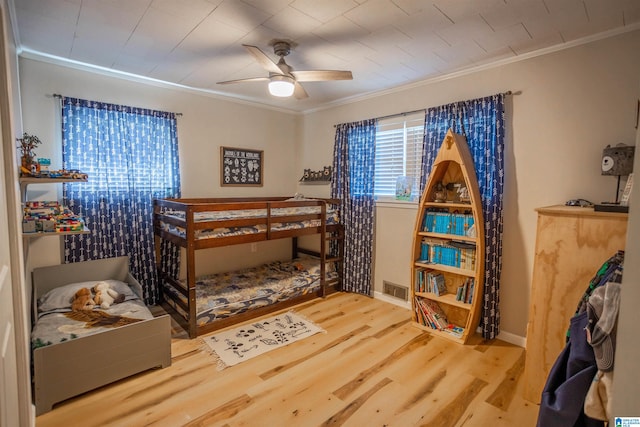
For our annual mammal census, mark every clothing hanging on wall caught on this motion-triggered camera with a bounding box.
[582,279,621,421]
[536,252,624,427]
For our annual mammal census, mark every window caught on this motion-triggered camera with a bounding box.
[374,113,425,200]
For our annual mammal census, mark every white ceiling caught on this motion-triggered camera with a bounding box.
[11,0,640,112]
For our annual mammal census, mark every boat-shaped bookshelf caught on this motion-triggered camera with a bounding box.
[410,129,485,344]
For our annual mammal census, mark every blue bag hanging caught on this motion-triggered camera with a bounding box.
[537,311,603,427]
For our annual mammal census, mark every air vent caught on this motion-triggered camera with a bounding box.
[383,281,408,301]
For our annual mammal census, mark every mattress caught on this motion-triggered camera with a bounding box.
[31,279,154,349]
[163,257,335,325]
[159,204,339,240]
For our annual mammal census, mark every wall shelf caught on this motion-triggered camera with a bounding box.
[23,227,90,238]
[20,176,89,240]
[19,176,88,200]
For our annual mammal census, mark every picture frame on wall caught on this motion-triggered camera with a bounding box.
[220,146,264,187]
[395,176,413,201]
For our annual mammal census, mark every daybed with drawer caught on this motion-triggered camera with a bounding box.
[31,256,171,415]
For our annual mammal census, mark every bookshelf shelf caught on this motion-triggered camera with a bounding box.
[413,322,466,340]
[410,129,485,345]
[422,201,473,209]
[418,231,476,243]
[413,262,476,277]
[414,291,471,309]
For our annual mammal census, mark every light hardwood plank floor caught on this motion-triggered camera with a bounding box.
[35,293,539,427]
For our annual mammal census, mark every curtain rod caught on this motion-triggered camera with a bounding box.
[375,108,426,122]
[333,90,515,128]
[51,93,183,117]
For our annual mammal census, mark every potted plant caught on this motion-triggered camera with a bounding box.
[16,132,42,170]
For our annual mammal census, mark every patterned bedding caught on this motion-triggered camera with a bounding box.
[31,279,154,349]
[163,257,334,325]
[159,204,339,240]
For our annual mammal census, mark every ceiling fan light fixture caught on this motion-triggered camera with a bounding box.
[268,75,295,97]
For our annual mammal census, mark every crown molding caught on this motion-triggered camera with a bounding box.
[17,48,303,116]
[16,21,640,117]
[302,23,640,115]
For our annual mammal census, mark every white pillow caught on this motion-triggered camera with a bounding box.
[37,279,137,316]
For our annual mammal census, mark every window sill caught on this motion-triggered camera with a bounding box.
[375,198,419,210]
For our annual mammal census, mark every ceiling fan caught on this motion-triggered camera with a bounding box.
[217,40,353,99]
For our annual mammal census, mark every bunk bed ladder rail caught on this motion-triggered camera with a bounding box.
[153,199,195,337]
[326,223,344,292]
[320,202,327,296]
[185,204,198,338]
[325,200,344,293]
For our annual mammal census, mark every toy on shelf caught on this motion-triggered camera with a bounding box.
[21,166,88,180]
[16,132,88,179]
[16,132,42,172]
[22,201,85,234]
[37,158,51,177]
[49,169,88,180]
[299,166,332,183]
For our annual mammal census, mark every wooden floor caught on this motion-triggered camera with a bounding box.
[35,293,539,427]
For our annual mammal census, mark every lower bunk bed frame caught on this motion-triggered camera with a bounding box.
[153,197,345,338]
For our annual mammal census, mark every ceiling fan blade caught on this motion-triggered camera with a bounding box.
[217,77,270,85]
[242,44,282,75]
[293,82,308,99]
[291,70,353,82]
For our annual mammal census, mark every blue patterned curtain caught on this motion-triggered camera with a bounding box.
[331,119,377,295]
[61,97,181,304]
[420,93,506,339]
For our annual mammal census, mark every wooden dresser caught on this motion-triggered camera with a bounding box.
[522,205,628,403]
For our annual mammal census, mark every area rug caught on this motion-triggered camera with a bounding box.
[202,311,325,369]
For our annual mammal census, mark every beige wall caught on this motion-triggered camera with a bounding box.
[298,30,640,339]
[18,57,301,275]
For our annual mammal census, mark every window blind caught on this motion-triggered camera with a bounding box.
[374,113,425,199]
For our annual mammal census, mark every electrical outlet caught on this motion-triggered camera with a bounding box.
[251,243,257,252]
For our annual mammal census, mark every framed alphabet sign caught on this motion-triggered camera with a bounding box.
[220,146,263,186]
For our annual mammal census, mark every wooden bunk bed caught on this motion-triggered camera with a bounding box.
[153,197,344,338]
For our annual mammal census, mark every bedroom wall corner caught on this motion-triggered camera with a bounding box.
[1,0,33,423]
[298,29,640,341]
[17,56,302,274]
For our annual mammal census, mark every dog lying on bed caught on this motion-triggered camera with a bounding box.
[68,283,137,328]
[71,288,95,311]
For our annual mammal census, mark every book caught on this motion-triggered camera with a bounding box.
[415,297,437,329]
[443,325,464,338]
[424,210,440,232]
[466,279,475,304]
[455,278,475,303]
[417,298,449,330]
[431,273,446,296]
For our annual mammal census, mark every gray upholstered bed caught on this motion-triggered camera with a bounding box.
[31,256,171,415]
